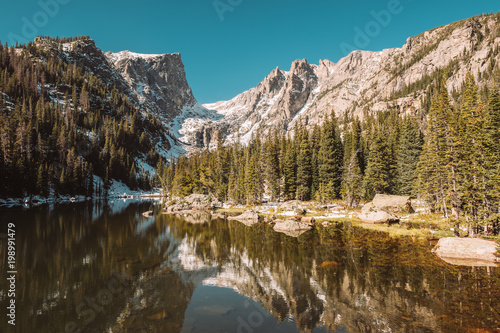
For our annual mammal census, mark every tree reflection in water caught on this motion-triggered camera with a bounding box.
[1,201,499,333]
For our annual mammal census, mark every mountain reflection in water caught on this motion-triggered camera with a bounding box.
[0,200,499,333]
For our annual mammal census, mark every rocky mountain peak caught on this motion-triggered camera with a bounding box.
[105,50,197,122]
[198,13,500,149]
[259,66,286,95]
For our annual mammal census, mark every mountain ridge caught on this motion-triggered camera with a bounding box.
[191,12,500,148]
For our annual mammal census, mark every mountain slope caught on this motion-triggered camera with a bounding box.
[0,36,178,197]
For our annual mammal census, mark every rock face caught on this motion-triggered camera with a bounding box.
[105,51,197,122]
[432,237,500,266]
[165,194,222,213]
[33,36,220,158]
[197,14,500,147]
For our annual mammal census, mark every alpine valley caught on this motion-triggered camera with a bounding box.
[1,12,500,198]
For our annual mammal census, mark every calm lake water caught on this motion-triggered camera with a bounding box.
[1,200,499,333]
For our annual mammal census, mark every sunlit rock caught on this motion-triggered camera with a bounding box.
[432,237,500,266]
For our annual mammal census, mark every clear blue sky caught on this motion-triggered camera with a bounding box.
[1,0,499,104]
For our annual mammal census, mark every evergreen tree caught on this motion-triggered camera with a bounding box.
[341,123,363,207]
[318,113,343,200]
[265,130,281,201]
[397,116,423,196]
[363,131,395,198]
[296,129,312,201]
[282,138,296,200]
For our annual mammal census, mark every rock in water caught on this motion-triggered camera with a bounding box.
[274,220,312,233]
[227,210,261,225]
[165,194,223,213]
[432,237,500,266]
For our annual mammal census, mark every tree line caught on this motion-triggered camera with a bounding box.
[0,37,166,197]
[159,73,500,235]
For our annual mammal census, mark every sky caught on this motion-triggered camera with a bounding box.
[1,0,499,104]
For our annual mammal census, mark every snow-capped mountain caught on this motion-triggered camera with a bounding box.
[104,50,197,122]
[197,14,500,146]
[31,13,500,155]
[34,36,220,156]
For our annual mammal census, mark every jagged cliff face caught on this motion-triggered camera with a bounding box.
[34,37,216,155]
[198,14,500,146]
[31,14,500,152]
[105,51,197,122]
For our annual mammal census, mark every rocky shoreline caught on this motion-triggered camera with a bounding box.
[163,194,500,267]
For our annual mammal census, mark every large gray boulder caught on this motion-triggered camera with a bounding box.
[165,194,223,213]
[432,237,500,266]
[274,220,312,232]
[358,194,413,224]
[359,202,399,224]
[371,194,414,213]
[277,200,305,212]
[228,210,261,226]
[358,207,399,224]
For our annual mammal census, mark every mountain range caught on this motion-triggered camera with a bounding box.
[1,12,500,196]
[106,13,500,154]
[35,13,500,155]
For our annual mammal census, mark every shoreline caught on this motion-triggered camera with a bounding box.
[0,192,164,208]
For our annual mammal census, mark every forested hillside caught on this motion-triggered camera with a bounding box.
[160,73,500,234]
[0,37,168,198]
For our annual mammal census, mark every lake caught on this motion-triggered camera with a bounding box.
[1,200,499,332]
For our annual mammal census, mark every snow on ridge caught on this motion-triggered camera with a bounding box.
[106,50,174,64]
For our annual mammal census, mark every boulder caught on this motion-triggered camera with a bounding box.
[359,203,399,224]
[278,200,304,212]
[165,194,223,212]
[228,210,261,226]
[371,194,414,213]
[432,237,500,266]
[300,216,315,226]
[273,220,312,237]
[274,220,313,232]
[358,194,412,224]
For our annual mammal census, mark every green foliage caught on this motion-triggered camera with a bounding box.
[296,128,313,201]
[318,113,343,200]
[397,116,423,195]
[363,131,395,198]
[0,39,167,197]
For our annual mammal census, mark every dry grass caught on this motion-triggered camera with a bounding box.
[350,221,433,238]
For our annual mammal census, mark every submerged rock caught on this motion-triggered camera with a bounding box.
[432,237,500,266]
